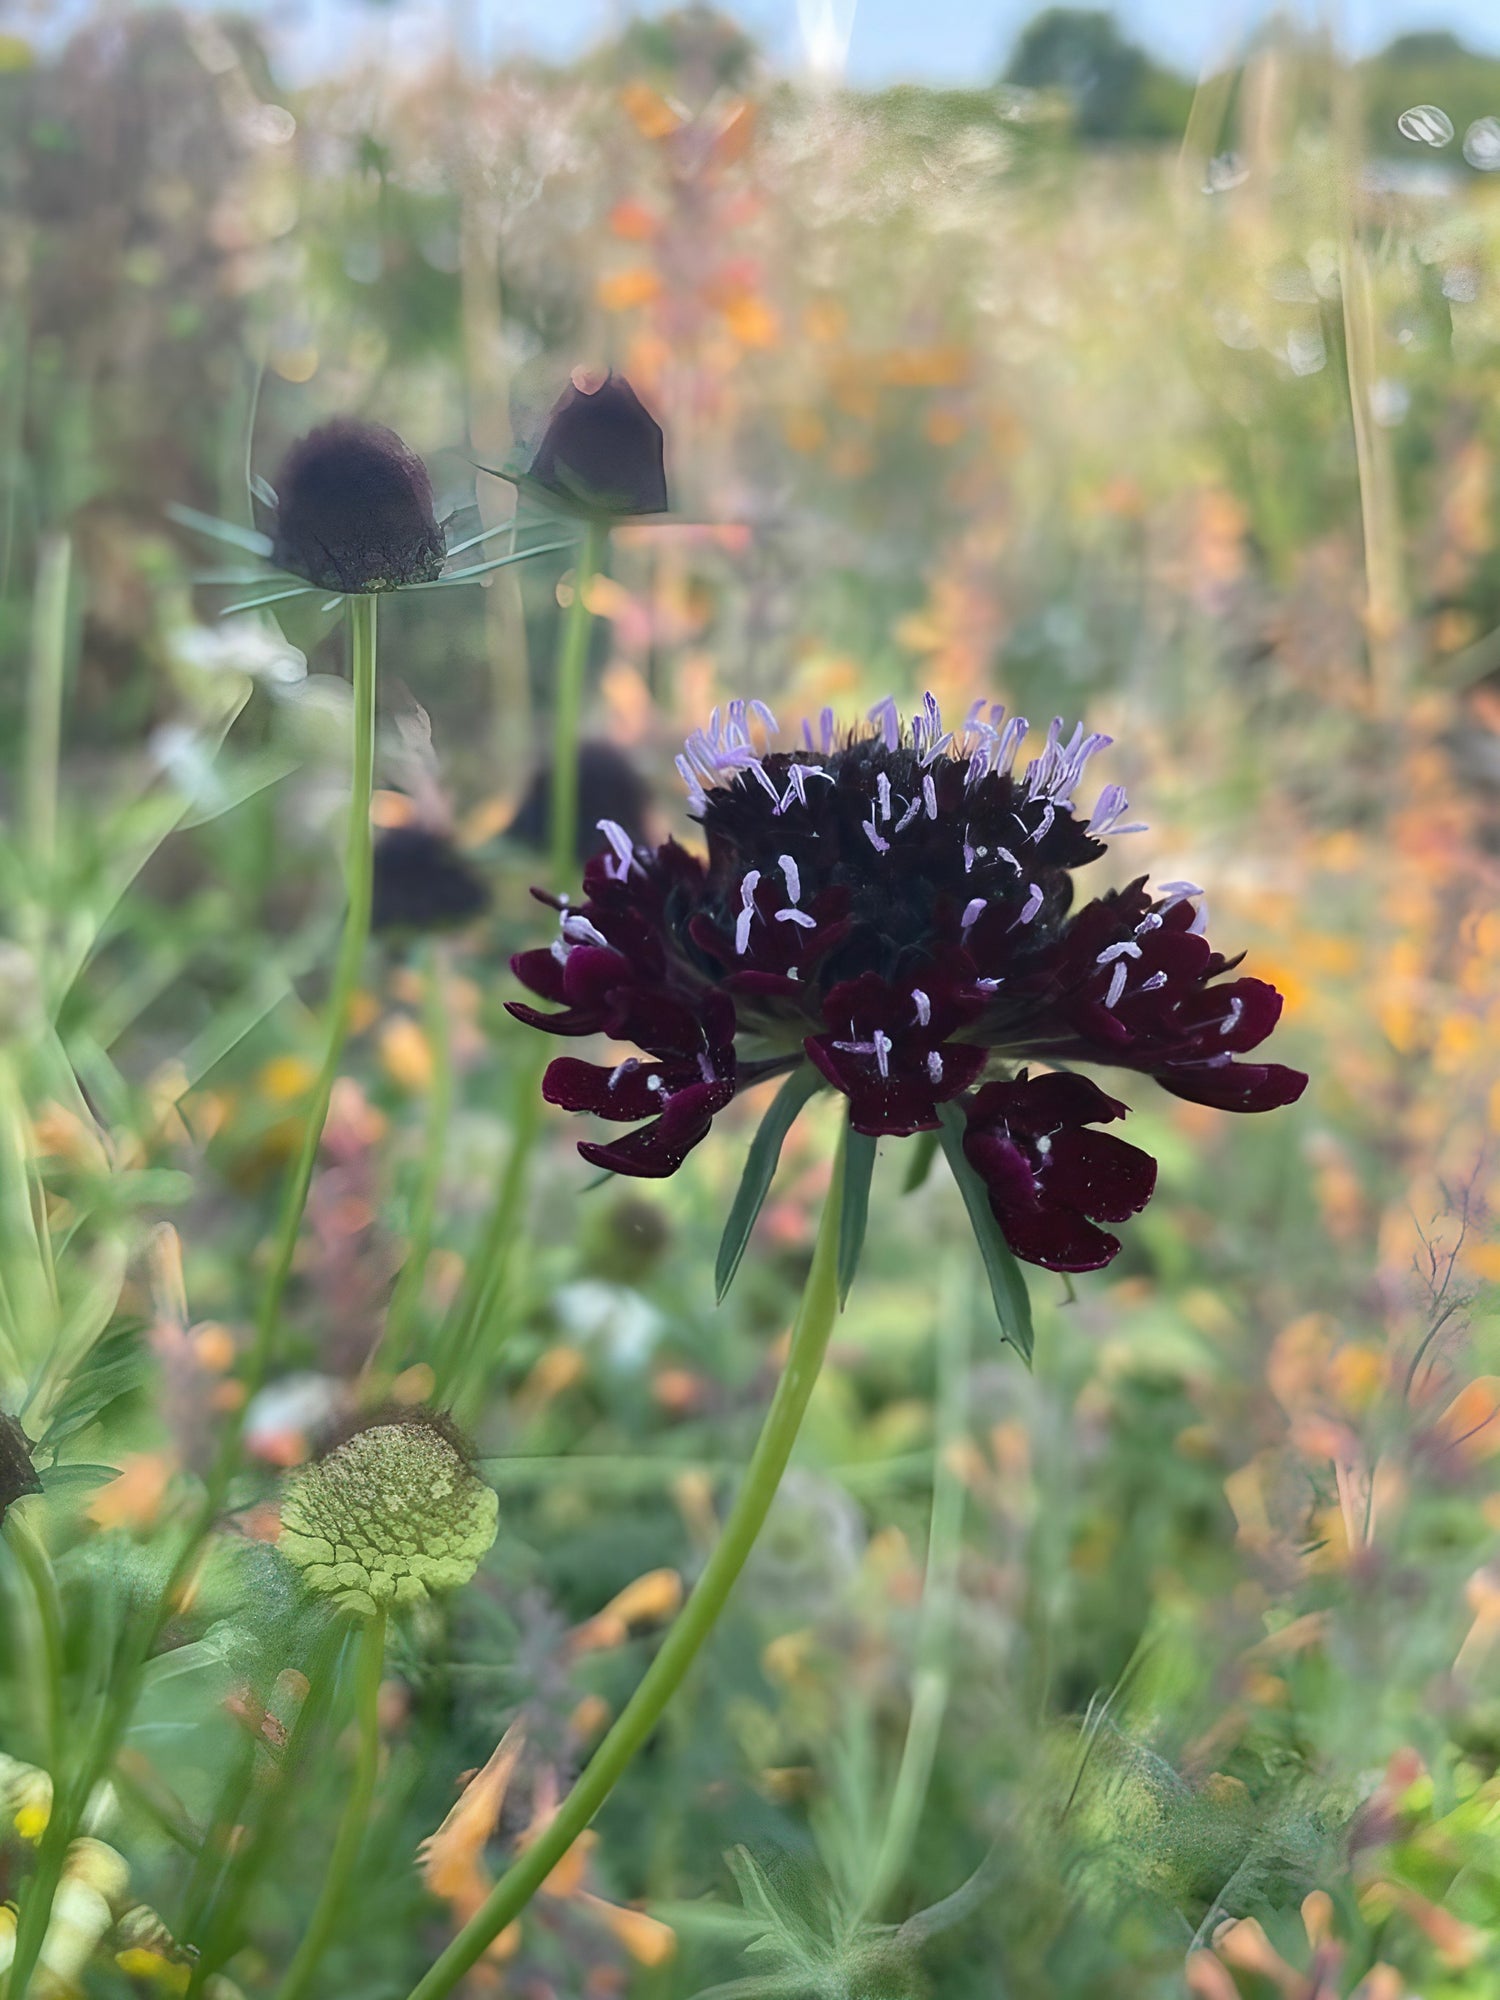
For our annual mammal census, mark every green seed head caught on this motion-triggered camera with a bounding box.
[278,1412,498,1617]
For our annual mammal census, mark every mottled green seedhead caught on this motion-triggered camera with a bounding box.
[278,1414,498,1617]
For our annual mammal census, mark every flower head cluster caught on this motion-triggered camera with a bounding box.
[278,1411,499,1617]
[524,370,669,521]
[510,695,1306,1273]
[270,419,447,595]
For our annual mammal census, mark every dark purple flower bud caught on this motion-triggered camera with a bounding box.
[506,742,654,865]
[371,827,490,936]
[962,1071,1157,1271]
[0,1412,42,1524]
[271,419,446,594]
[526,370,669,520]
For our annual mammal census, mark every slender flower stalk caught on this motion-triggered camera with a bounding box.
[250,594,379,1390]
[403,1121,852,2000]
[272,1607,388,2000]
[377,939,456,1372]
[550,522,607,888]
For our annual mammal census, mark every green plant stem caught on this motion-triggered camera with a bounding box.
[548,519,604,884]
[433,525,603,1402]
[378,940,455,1371]
[403,1123,852,2000]
[864,1270,972,1917]
[23,532,70,877]
[272,1609,388,2000]
[3,1507,64,1770]
[248,592,379,1397]
[2,597,380,2000]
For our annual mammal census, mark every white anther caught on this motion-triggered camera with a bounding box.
[863,818,891,855]
[608,1059,640,1091]
[877,771,892,821]
[961,897,986,936]
[923,773,938,820]
[1141,971,1168,992]
[779,853,802,904]
[872,1029,892,1079]
[776,908,817,928]
[927,1051,944,1083]
[562,915,610,948]
[1096,941,1143,965]
[1104,961,1129,1009]
[1018,883,1044,925]
[912,988,931,1027]
[1219,996,1243,1035]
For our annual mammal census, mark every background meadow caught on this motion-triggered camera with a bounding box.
[4,6,1500,1997]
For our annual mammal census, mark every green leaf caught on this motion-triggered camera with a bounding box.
[715,1068,823,1302]
[936,1102,1034,1363]
[837,1128,877,1309]
[901,1127,940,1194]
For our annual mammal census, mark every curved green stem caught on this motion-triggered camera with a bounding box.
[272,1608,387,2000]
[249,593,379,1397]
[378,941,455,1372]
[403,1123,851,2000]
[548,520,604,886]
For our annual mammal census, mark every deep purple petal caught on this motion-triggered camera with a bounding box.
[575,1080,732,1179]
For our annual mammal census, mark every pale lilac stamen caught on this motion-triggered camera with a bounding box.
[863,818,890,854]
[927,1051,944,1083]
[894,796,922,835]
[922,773,938,820]
[877,771,892,821]
[750,699,780,738]
[872,1029,892,1079]
[868,695,900,752]
[1220,996,1243,1036]
[779,853,801,904]
[820,707,836,754]
[1096,941,1143,965]
[608,1058,640,1091]
[1141,970,1168,992]
[1104,961,1129,1009]
[562,914,610,948]
[961,897,986,936]
[1017,883,1045,925]
[597,818,637,881]
[912,988,931,1027]
[776,908,817,928]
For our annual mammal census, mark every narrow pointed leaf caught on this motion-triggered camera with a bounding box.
[901,1126,940,1194]
[936,1102,1034,1363]
[166,502,273,557]
[837,1127,877,1309]
[715,1067,822,1303]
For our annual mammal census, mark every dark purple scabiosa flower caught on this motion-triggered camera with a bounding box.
[521,370,669,522]
[507,695,1306,1277]
[270,419,448,595]
[371,826,491,936]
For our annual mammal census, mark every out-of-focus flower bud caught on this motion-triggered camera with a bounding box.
[270,420,446,594]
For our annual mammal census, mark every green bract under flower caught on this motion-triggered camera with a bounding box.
[278,1415,498,1617]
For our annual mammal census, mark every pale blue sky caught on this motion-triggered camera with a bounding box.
[263,0,1500,85]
